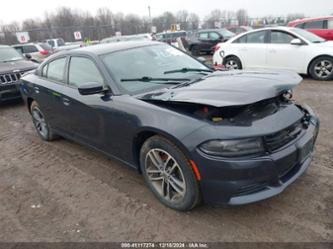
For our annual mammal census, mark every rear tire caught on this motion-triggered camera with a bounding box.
[140,135,201,211]
[30,101,58,141]
[224,56,242,70]
[309,56,333,81]
[191,46,200,56]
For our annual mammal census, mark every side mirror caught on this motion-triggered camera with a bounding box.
[290,38,303,46]
[25,53,32,60]
[78,82,105,95]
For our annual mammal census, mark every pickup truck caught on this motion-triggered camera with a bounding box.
[45,38,83,52]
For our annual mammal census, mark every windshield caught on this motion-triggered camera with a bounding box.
[0,47,24,62]
[219,28,235,38]
[101,44,209,94]
[292,28,326,43]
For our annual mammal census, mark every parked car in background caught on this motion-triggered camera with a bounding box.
[0,45,38,102]
[12,43,53,63]
[101,34,153,44]
[188,29,235,55]
[45,38,82,52]
[288,16,333,40]
[156,31,188,45]
[227,26,253,34]
[20,41,319,210]
[213,27,333,80]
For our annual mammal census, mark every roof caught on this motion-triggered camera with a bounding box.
[289,16,333,24]
[71,40,163,55]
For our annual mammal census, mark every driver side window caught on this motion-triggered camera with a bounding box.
[68,57,104,87]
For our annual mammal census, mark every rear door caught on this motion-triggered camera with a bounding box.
[35,57,73,135]
[231,30,268,69]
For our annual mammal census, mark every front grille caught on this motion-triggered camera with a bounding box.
[0,71,25,85]
[264,121,303,151]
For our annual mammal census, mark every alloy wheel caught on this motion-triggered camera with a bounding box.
[225,59,239,70]
[145,148,186,202]
[314,60,333,79]
[32,107,48,138]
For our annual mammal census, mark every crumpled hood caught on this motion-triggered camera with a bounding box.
[137,70,302,107]
[0,59,38,74]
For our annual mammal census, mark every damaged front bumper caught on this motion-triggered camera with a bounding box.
[190,105,319,206]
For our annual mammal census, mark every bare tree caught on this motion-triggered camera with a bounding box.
[236,9,249,26]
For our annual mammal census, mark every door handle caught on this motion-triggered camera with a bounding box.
[33,86,40,93]
[62,97,71,106]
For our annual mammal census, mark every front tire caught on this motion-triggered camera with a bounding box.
[309,56,333,81]
[30,101,58,141]
[224,56,242,70]
[140,136,201,211]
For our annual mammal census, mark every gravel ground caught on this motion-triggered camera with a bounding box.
[0,78,332,242]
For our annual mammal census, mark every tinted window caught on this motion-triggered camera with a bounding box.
[57,39,65,46]
[47,58,66,82]
[270,31,295,44]
[328,20,333,29]
[199,32,209,40]
[247,31,266,43]
[234,35,247,43]
[23,45,39,53]
[209,32,220,40]
[69,57,104,87]
[304,20,324,29]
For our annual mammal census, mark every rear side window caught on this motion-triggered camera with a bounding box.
[46,58,66,82]
[68,57,104,87]
[246,31,266,43]
[23,45,38,53]
[304,20,324,29]
[47,40,55,48]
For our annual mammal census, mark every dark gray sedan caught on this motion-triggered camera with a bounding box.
[20,41,319,211]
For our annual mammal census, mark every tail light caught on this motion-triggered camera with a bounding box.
[214,45,220,52]
[39,50,49,55]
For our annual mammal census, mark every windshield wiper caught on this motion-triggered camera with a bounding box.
[164,67,213,75]
[120,76,190,84]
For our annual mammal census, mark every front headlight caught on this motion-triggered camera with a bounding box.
[199,138,264,157]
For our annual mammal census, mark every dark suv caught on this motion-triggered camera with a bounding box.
[0,45,38,102]
[188,29,235,55]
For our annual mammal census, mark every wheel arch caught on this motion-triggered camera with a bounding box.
[27,97,34,114]
[223,54,243,69]
[307,54,333,75]
[132,127,192,174]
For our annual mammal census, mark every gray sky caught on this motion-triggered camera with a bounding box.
[1,0,332,23]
